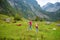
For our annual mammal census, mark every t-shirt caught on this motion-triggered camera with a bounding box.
[29,21,32,25]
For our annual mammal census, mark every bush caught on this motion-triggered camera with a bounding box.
[14,14,22,21]
[35,16,43,21]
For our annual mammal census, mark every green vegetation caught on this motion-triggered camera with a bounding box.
[14,14,22,21]
[35,16,44,21]
[0,0,15,16]
[0,17,60,40]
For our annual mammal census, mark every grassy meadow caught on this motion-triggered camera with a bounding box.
[0,19,60,40]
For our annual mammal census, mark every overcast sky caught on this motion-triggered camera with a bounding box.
[36,0,60,7]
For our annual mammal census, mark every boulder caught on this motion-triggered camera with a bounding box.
[46,21,51,25]
[5,18,11,23]
[52,28,56,30]
[56,24,60,26]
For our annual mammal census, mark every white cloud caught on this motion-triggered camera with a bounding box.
[36,0,60,7]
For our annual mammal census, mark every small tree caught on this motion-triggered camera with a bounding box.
[35,16,44,21]
[14,14,22,21]
[35,16,40,21]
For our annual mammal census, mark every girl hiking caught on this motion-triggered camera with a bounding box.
[35,23,38,32]
[29,20,32,30]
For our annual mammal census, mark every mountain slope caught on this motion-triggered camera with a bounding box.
[0,0,60,21]
[0,0,16,16]
[42,2,60,12]
[8,0,50,20]
[55,9,60,20]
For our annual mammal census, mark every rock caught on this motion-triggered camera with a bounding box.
[56,24,60,26]
[52,28,56,30]
[5,18,11,23]
[46,21,51,25]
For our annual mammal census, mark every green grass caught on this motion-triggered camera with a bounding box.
[0,20,60,40]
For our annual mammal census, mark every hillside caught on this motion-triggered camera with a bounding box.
[0,20,60,40]
[55,9,60,20]
[0,0,60,21]
[0,0,16,16]
[0,0,49,20]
